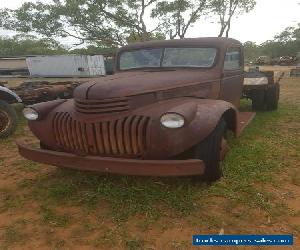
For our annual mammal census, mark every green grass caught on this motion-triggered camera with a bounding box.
[0,189,23,213]
[0,220,27,247]
[39,204,71,227]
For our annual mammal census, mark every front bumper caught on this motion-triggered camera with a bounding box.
[16,140,205,176]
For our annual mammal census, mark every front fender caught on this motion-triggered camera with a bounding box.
[0,86,22,103]
[139,98,237,159]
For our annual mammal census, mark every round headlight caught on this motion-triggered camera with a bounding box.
[23,108,39,121]
[160,113,185,128]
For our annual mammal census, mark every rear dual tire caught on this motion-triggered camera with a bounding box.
[251,84,279,111]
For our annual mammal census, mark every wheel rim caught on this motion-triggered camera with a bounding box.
[0,110,10,133]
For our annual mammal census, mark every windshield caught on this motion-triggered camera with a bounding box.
[119,47,217,70]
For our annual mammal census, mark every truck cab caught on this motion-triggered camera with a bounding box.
[18,37,254,181]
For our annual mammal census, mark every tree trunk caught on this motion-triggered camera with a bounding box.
[218,24,226,37]
[225,19,231,37]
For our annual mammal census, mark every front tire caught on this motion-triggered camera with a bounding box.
[193,118,226,182]
[0,100,18,138]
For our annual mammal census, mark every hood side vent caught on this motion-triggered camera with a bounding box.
[75,97,130,114]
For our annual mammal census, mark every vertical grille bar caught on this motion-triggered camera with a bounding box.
[116,119,125,155]
[137,117,148,153]
[95,123,105,154]
[109,121,119,155]
[131,116,140,155]
[102,122,111,154]
[123,117,133,155]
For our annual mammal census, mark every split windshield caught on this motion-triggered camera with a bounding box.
[119,47,217,70]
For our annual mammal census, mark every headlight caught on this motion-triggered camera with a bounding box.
[23,107,39,121]
[160,113,185,128]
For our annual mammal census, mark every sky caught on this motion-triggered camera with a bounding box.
[0,0,299,47]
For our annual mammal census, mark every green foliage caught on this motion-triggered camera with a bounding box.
[0,0,257,45]
[244,23,300,61]
[69,45,117,57]
[0,0,161,47]
[0,35,67,56]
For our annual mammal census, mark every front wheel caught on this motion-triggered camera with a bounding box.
[193,118,227,182]
[0,100,18,138]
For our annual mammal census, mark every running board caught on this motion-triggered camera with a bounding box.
[236,112,256,136]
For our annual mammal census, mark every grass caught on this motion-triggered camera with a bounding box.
[40,204,71,227]
[0,189,23,213]
[0,77,299,248]
[0,220,27,247]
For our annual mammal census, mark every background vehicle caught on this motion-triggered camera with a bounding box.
[255,56,271,65]
[18,38,278,181]
[0,85,21,138]
[243,67,282,111]
[278,56,296,66]
[290,52,300,77]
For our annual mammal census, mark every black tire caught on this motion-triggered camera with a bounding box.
[251,89,265,111]
[0,100,18,139]
[265,83,279,110]
[193,118,226,182]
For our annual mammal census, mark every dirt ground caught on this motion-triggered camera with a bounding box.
[0,70,299,250]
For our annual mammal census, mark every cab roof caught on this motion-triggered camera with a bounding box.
[118,37,242,52]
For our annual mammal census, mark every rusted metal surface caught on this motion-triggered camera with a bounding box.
[10,81,81,104]
[28,98,238,160]
[17,140,205,176]
[19,37,252,176]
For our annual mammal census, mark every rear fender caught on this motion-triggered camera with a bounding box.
[142,98,238,159]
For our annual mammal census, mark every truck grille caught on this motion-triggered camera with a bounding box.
[75,97,130,114]
[52,112,150,157]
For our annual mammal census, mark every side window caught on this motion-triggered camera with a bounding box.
[224,47,241,70]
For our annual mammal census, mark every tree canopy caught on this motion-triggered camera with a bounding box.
[0,0,257,47]
[0,35,67,57]
[243,23,300,62]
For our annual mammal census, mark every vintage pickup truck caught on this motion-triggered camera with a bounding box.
[18,37,274,181]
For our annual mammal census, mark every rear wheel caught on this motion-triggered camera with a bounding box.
[193,118,227,182]
[265,83,279,110]
[251,89,265,111]
[0,100,18,138]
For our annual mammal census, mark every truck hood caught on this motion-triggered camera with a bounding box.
[74,69,220,100]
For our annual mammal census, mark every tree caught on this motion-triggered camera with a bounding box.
[243,41,259,61]
[274,23,300,42]
[152,0,208,39]
[211,0,256,37]
[0,35,67,56]
[0,0,163,47]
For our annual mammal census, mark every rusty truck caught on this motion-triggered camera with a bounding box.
[17,37,279,181]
